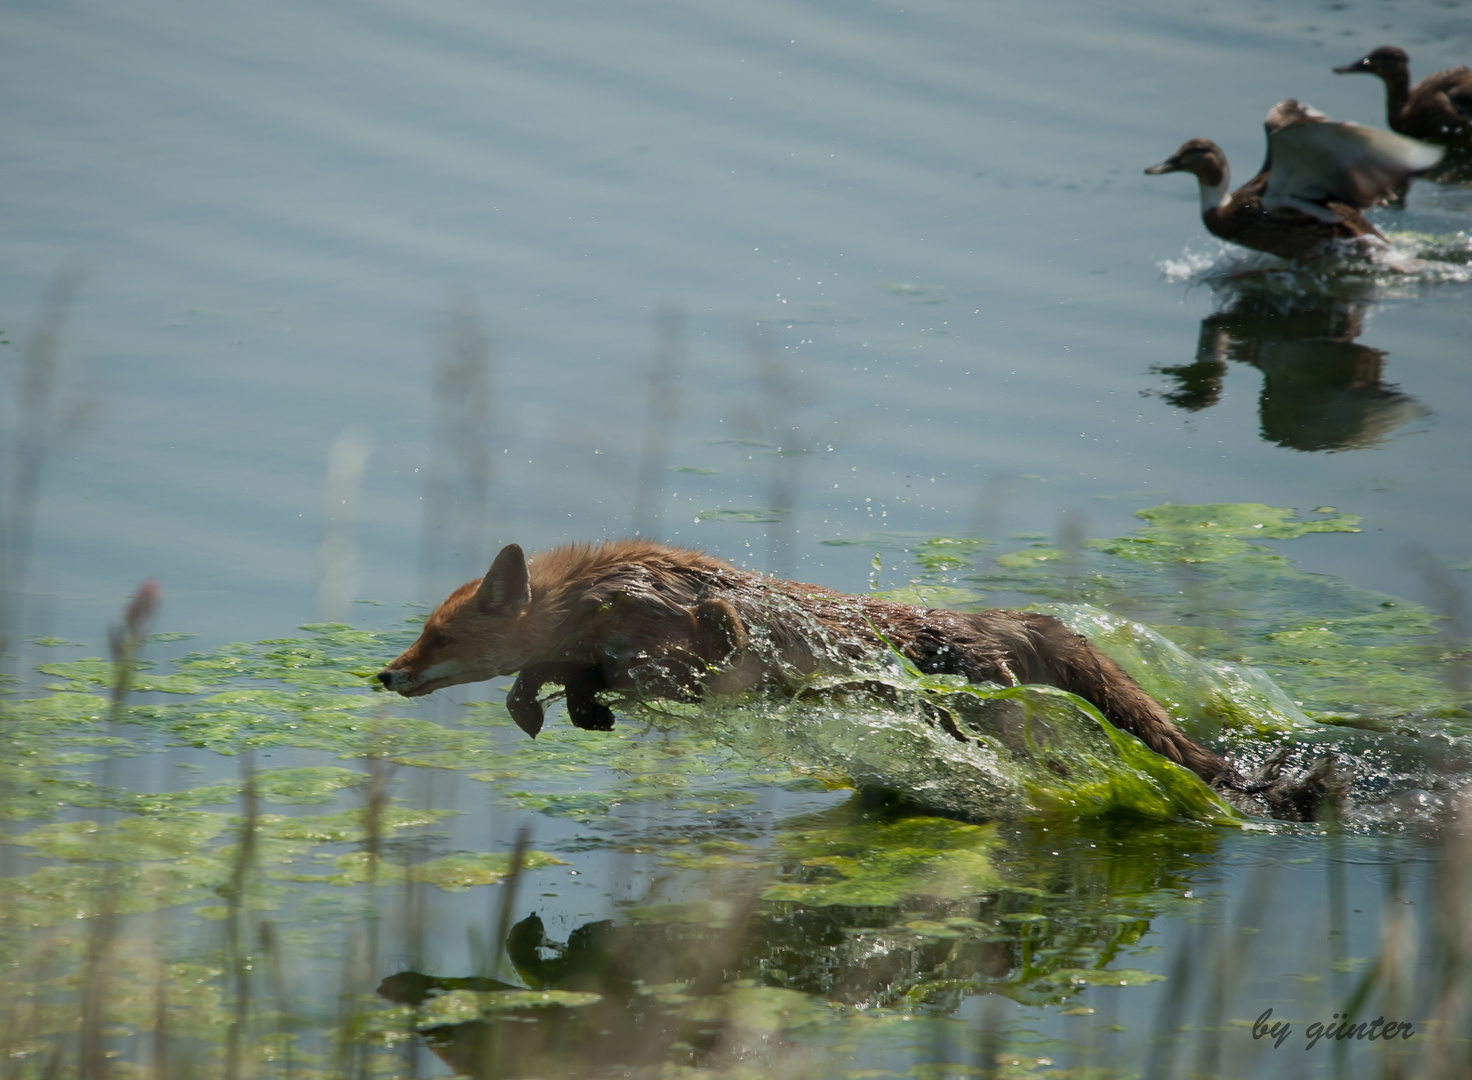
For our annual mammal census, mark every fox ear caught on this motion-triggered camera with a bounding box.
[475,544,531,614]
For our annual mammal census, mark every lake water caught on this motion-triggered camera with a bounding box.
[3,0,1471,1076]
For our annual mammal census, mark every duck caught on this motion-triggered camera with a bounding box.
[1145,99,1443,260]
[1334,46,1472,147]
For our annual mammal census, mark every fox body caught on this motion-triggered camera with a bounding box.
[378,539,1268,789]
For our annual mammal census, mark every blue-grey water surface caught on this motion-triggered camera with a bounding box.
[3,0,1471,1076]
[5,0,1470,647]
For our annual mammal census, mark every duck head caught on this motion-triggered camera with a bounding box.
[1334,45,1409,79]
[1146,139,1227,183]
[1146,139,1231,211]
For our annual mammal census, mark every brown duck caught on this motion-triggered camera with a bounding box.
[1146,99,1442,260]
[1335,46,1472,147]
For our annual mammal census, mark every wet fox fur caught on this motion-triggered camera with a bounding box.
[379,540,1328,819]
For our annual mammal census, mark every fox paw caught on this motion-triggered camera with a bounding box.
[505,677,547,738]
[567,697,615,732]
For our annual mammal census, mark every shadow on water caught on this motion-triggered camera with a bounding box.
[1149,294,1428,452]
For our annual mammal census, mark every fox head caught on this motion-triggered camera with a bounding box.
[378,544,539,696]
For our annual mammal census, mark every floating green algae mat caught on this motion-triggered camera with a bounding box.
[1,502,1466,1075]
[853,503,1467,728]
[6,502,1464,837]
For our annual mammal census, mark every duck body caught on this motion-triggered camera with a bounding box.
[1199,160,1378,261]
[1336,46,1472,146]
[1146,100,1443,260]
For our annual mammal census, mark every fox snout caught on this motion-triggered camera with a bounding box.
[377,667,410,692]
[374,647,494,697]
[376,660,436,696]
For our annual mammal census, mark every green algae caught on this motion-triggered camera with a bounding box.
[484,722,791,826]
[272,848,565,888]
[763,814,1006,906]
[1108,503,1361,557]
[0,500,1463,1076]
[691,985,838,1032]
[823,535,992,574]
[12,812,232,862]
[37,658,217,695]
[1043,967,1165,987]
[411,850,568,890]
[256,806,455,846]
[871,584,984,608]
[861,503,1464,726]
[695,665,1238,824]
[694,508,785,523]
[253,766,368,804]
[994,546,1069,570]
[1037,604,1316,741]
[735,803,1218,1011]
[5,691,109,724]
[420,989,604,1024]
[0,501,1453,865]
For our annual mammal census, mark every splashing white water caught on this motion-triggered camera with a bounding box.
[1159,231,1472,296]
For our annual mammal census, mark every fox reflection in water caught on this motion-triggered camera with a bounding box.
[1152,295,1428,451]
[378,812,1217,1077]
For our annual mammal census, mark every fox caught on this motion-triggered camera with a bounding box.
[378,540,1330,820]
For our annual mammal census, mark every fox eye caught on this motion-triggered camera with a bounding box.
[429,632,453,649]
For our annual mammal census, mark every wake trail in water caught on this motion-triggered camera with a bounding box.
[1159,230,1472,296]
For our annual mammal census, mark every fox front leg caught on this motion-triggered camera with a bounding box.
[505,666,551,737]
[562,666,615,731]
[505,661,614,737]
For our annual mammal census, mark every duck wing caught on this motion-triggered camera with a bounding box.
[1415,67,1472,130]
[1264,117,1444,220]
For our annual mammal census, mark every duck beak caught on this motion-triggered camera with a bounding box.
[1333,56,1370,74]
[1144,158,1182,175]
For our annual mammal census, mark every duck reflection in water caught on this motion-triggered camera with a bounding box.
[1151,294,1429,451]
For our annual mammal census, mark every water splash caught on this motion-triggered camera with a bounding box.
[626,645,1240,825]
[1158,230,1472,296]
[1040,603,1316,741]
